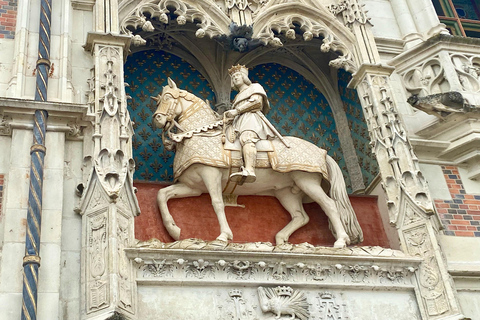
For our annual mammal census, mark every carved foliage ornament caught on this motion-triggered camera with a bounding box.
[255,14,357,72]
[138,257,417,286]
[120,0,224,45]
[94,148,129,198]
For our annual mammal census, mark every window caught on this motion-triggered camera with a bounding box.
[432,0,480,37]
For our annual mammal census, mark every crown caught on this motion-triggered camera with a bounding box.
[275,286,293,297]
[319,292,334,299]
[228,64,248,76]
[229,289,243,298]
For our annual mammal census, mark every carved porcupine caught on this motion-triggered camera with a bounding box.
[257,286,309,320]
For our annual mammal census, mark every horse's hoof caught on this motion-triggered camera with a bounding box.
[275,235,287,246]
[216,231,233,242]
[333,238,347,248]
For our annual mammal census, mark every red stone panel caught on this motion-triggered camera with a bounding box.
[134,182,391,247]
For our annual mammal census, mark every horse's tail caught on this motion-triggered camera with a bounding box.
[326,155,364,244]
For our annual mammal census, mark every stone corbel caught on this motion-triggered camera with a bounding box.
[407,91,476,120]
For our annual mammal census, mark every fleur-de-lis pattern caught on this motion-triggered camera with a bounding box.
[125,50,215,182]
[126,52,372,189]
[250,63,349,189]
[338,69,379,187]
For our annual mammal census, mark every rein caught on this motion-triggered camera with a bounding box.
[159,89,223,144]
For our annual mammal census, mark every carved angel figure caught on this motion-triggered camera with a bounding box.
[257,286,309,319]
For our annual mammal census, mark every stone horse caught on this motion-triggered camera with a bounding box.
[152,78,363,248]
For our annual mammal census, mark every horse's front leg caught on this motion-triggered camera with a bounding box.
[157,183,202,240]
[199,167,233,242]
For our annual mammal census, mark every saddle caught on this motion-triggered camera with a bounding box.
[223,125,274,169]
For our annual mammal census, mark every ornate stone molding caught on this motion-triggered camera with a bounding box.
[254,14,357,72]
[120,0,228,45]
[127,242,421,289]
[72,0,95,11]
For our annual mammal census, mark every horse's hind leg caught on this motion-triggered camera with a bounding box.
[274,187,309,245]
[157,183,202,240]
[292,171,350,248]
[199,167,233,242]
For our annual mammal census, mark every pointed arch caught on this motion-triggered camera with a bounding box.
[252,3,358,72]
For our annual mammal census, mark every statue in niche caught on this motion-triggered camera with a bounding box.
[151,66,363,248]
[224,65,278,183]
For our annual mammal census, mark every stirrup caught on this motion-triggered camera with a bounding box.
[230,167,256,185]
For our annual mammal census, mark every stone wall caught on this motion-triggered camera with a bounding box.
[435,166,480,237]
[0,0,16,39]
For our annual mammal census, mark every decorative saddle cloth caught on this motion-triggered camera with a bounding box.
[172,135,329,182]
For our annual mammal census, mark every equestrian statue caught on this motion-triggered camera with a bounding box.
[151,65,363,248]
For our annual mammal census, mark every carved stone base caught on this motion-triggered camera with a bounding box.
[127,242,422,319]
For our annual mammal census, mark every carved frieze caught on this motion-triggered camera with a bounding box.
[130,246,419,289]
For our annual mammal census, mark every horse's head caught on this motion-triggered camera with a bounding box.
[152,78,182,129]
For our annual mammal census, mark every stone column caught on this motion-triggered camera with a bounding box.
[78,25,140,320]
[328,0,466,317]
[350,64,464,320]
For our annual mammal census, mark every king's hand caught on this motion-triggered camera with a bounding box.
[224,109,239,119]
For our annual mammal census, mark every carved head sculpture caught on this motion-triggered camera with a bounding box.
[233,37,248,52]
[229,64,252,90]
[152,78,180,128]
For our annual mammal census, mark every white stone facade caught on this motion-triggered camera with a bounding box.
[0,0,479,319]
